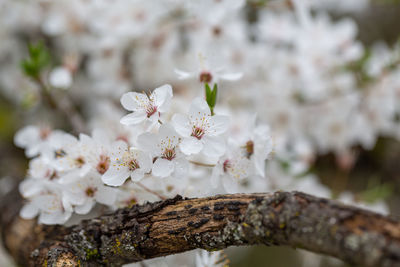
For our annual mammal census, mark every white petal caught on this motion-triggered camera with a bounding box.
[58,170,85,184]
[92,128,110,145]
[219,72,243,81]
[152,84,173,112]
[20,202,39,219]
[222,175,240,193]
[189,97,211,118]
[180,137,203,155]
[130,169,145,182]
[171,113,192,137]
[202,136,226,157]
[14,126,39,148]
[120,92,143,111]
[75,200,94,215]
[102,165,130,186]
[19,178,43,198]
[120,111,147,125]
[96,186,117,205]
[49,67,72,88]
[137,132,157,153]
[39,211,72,225]
[110,140,128,157]
[253,157,266,177]
[79,133,94,147]
[211,165,222,188]
[172,157,189,178]
[158,123,180,149]
[208,115,230,136]
[174,69,195,80]
[136,150,152,173]
[152,158,174,178]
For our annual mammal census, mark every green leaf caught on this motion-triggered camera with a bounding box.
[21,41,51,79]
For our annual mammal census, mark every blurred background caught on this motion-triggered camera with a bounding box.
[1,0,400,266]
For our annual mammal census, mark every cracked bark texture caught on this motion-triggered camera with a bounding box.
[1,190,400,267]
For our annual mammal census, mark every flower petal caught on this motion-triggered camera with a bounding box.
[14,125,39,148]
[202,136,226,157]
[152,158,174,178]
[20,202,39,219]
[174,69,195,80]
[75,200,94,215]
[120,92,144,111]
[172,113,192,137]
[189,97,211,118]
[219,72,243,81]
[96,186,117,206]
[172,157,189,178]
[211,165,222,188]
[152,84,173,112]
[102,165,130,186]
[120,110,147,125]
[180,136,203,155]
[137,132,157,153]
[131,169,145,182]
[222,175,240,193]
[208,115,230,136]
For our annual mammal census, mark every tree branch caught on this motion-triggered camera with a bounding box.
[1,190,400,266]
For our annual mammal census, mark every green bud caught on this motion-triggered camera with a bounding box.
[205,83,218,115]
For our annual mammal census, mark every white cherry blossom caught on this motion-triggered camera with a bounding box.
[53,134,92,183]
[172,97,229,157]
[175,54,242,84]
[211,144,256,193]
[238,115,273,177]
[138,123,188,178]
[120,84,173,127]
[195,250,229,267]
[63,171,118,214]
[102,140,152,186]
[49,66,72,89]
[14,125,59,158]
[19,183,73,225]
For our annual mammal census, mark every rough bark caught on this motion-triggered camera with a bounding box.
[1,190,400,267]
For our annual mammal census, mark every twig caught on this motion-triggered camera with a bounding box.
[136,181,167,200]
[34,76,86,134]
[189,160,216,167]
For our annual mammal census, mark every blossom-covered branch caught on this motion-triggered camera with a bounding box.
[1,191,399,266]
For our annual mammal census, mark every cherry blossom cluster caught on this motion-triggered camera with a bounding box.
[15,84,273,225]
[6,0,389,231]
[2,0,395,265]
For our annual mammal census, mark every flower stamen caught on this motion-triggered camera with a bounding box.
[162,148,176,161]
[191,126,205,140]
[128,159,140,171]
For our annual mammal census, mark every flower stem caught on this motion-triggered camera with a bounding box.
[136,182,167,200]
[34,76,87,134]
[189,160,215,167]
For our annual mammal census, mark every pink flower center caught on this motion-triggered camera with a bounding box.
[128,159,140,171]
[162,148,176,161]
[39,127,51,140]
[146,105,157,118]
[199,71,212,83]
[223,160,231,173]
[54,149,66,158]
[96,155,110,175]
[191,126,205,140]
[85,187,97,197]
[75,156,85,168]
[245,140,254,158]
